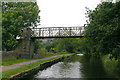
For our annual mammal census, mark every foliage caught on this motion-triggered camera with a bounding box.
[2,2,40,51]
[0,27,2,51]
[45,38,85,53]
[102,54,119,77]
[37,48,48,54]
[34,40,43,54]
[83,2,120,58]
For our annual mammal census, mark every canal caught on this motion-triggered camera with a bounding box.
[33,54,120,79]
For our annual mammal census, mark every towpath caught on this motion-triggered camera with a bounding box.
[2,56,57,72]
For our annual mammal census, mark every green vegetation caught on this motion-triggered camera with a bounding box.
[101,54,120,78]
[45,38,82,53]
[77,2,120,78]
[2,1,120,79]
[2,54,72,78]
[2,2,40,51]
[2,59,34,66]
[34,40,43,54]
[37,53,67,59]
[78,2,120,59]
[102,54,118,72]
[2,53,68,66]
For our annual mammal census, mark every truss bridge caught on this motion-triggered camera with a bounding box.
[31,26,84,39]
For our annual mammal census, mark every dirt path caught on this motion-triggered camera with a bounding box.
[2,56,57,72]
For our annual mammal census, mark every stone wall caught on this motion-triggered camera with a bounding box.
[2,51,47,60]
[2,51,18,60]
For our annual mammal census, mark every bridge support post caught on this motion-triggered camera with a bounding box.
[18,28,34,58]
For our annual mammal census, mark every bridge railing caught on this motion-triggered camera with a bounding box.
[31,27,84,38]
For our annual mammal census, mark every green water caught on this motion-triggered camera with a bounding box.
[34,54,120,79]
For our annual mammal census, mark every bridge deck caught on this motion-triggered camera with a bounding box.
[31,27,84,39]
[31,36,84,39]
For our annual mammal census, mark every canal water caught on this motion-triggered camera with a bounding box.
[34,54,120,79]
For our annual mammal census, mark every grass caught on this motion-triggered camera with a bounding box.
[2,53,69,66]
[2,54,73,78]
[2,59,34,66]
[37,53,63,59]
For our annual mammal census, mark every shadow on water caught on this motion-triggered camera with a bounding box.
[79,55,120,80]
[80,55,109,78]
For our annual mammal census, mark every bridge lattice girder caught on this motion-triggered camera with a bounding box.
[31,27,84,39]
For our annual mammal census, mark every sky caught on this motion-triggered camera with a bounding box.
[36,0,102,27]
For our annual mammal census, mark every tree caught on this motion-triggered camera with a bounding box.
[46,38,79,53]
[34,40,43,54]
[84,2,120,58]
[2,2,40,51]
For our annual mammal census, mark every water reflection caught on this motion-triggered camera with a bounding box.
[34,54,120,79]
[35,62,82,78]
[76,54,83,56]
[80,55,109,78]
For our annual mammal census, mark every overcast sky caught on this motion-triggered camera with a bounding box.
[36,0,101,27]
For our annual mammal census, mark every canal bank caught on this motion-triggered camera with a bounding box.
[2,54,73,79]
